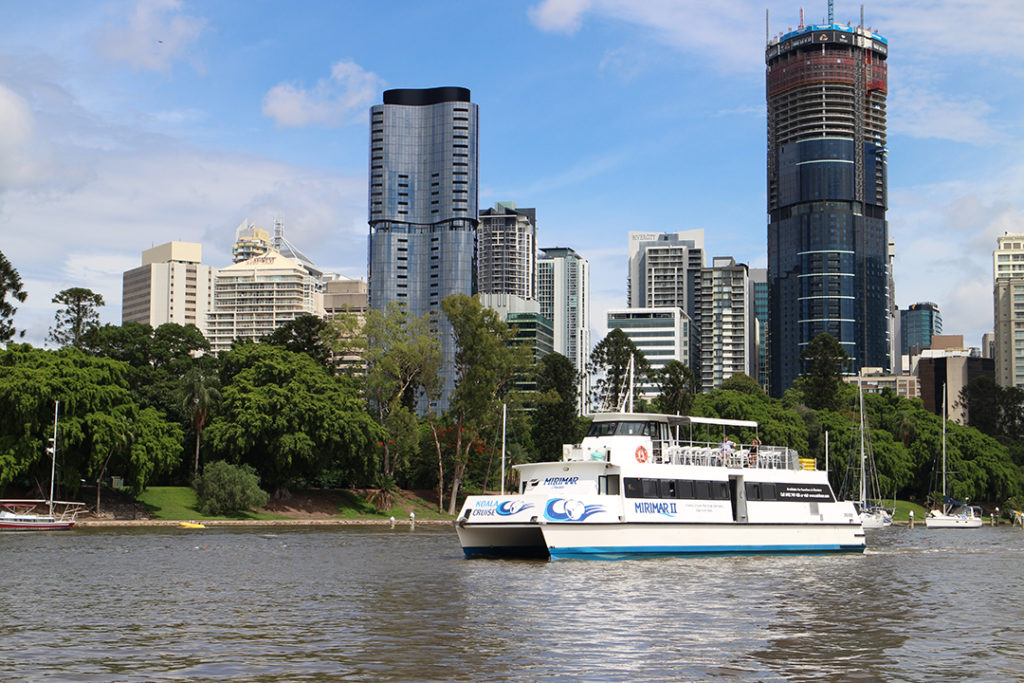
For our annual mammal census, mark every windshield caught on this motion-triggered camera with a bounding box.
[587,421,661,437]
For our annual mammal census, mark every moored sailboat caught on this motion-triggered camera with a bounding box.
[925,384,982,529]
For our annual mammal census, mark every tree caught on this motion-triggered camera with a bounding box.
[205,343,382,492]
[48,287,105,348]
[797,333,850,411]
[654,360,698,415]
[180,367,221,479]
[0,344,183,497]
[0,250,28,343]
[719,372,765,395]
[532,353,584,459]
[441,294,532,513]
[363,302,442,481]
[589,328,651,412]
[193,461,269,515]
[264,314,334,369]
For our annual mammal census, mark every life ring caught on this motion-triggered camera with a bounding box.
[635,445,649,463]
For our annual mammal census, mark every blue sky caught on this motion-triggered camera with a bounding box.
[2,0,1023,351]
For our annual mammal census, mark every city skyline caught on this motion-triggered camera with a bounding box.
[2,1,1023,352]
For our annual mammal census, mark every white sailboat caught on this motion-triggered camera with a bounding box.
[845,381,892,529]
[925,384,982,529]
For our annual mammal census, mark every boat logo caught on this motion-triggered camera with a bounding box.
[544,498,604,522]
[496,500,532,516]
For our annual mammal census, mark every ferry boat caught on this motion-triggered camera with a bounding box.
[456,413,865,559]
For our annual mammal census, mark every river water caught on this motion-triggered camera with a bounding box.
[2,523,1022,682]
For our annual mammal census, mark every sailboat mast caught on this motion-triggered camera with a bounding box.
[49,400,59,514]
[941,383,947,514]
[500,403,507,495]
[859,380,866,506]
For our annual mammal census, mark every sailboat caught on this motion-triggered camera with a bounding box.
[0,401,86,531]
[925,384,982,529]
[848,381,893,529]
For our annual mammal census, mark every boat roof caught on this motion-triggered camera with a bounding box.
[588,413,759,429]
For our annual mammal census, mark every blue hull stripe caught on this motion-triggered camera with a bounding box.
[548,544,864,560]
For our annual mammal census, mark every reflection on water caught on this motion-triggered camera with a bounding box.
[2,525,1022,681]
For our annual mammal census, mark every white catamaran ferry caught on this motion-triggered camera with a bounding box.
[456,413,865,559]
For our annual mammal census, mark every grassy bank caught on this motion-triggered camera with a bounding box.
[137,486,451,522]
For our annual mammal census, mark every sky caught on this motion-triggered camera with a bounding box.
[3,0,1024,351]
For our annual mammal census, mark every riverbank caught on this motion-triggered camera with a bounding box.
[76,517,452,528]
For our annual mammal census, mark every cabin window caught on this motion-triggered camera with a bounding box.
[677,480,694,499]
[588,421,618,437]
[713,482,730,500]
[599,475,620,496]
[659,479,676,498]
[642,479,660,498]
[623,477,643,498]
[693,480,710,499]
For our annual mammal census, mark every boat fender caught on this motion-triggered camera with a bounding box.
[635,445,648,463]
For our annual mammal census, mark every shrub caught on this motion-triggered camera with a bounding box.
[193,461,269,515]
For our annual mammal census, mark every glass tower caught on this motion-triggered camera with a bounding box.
[766,19,890,395]
[367,87,479,409]
[900,302,942,355]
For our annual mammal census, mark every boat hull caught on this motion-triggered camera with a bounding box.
[0,520,76,531]
[925,516,983,529]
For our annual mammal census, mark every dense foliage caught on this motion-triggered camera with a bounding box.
[1,291,1022,514]
[193,460,269,515]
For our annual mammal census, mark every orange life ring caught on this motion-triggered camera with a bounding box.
[635,445,649,463]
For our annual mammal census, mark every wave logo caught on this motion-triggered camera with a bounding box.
[496,500,532,516]
[544,498,604,522]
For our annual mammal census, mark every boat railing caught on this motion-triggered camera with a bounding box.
[662,443,802,470]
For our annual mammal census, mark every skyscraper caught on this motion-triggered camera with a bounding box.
[901,302,942,355]
[766,14,890,395]
[477,202,536,299]
[698,257,752,392]
[367,87,479,407]
[122,241,214,338]
[993,232,1024,387]
[537,247,590,411]
[627,230,705,314]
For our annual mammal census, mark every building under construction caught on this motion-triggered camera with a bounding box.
[765,5,890,395]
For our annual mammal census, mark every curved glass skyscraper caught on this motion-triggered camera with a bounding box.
[766,20,890,395]
[367,87,479,408]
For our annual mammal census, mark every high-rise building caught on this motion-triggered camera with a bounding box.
[993,232,1024,387]
[537,247,590,411]
[698,257,752,392]
[901,302,942,355]
[367,87,479,408]
[627,230,705,314]
[121,241,214,338]
[766,16,890,395]
[207,250,325,354]
[477,202,536,299]
[749,268,769,390]
[607,307,694,403]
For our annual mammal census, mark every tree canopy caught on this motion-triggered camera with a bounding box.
[0,250,28,343]
[48,287,105,349]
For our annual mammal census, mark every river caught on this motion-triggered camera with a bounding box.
[2,524,1022,682]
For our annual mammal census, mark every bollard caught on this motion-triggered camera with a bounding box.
[389,516,396,528]
[409,511,415,529]
[994,507,999,526]
[908,509,914,529]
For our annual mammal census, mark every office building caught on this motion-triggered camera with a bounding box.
[207,250,325,354]
[698,257,752,391]
[749,268,769,390]
[538,247,590,411]
[367,87,478,408]
[993,232,1024,388]
[917,336,993,424]
[901,302,942,355]
[766,15,890,395]
[122,241,214,338]
[627,230,705,313]
[607,307,694,402]
[477,202,536,299]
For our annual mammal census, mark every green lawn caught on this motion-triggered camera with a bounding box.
[892,499,928,522]
[137,487,283,521]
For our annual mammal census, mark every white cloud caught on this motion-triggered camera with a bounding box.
[0,82,53,187]
[528,0,594,34]
[889,86,999,145]
[95,0,205,72]
[262,60,384,128]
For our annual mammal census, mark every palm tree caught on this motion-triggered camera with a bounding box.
[180,368,220,479]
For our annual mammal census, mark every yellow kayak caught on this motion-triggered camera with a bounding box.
[179,521,206,529]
